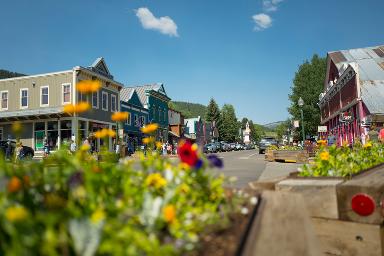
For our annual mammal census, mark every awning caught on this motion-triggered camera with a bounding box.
[0,106,69,122]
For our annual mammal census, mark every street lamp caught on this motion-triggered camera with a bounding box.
[298,97,305,145]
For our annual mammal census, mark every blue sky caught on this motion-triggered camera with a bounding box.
[0,0,383,124]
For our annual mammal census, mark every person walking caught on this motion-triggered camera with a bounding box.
[379,127,384,143]
[368,124,379,143]
[5,136,12,161]
[70,140,77,154]
[43,136,50,157]
[15,142,23,162]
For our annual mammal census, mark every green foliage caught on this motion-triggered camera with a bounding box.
[169,101,207,119]
[218,104,238,143]
[288,54,327,137]
[205,98,220,124]
[299,142,384,177]
[0,69,26,79]
[275,119,291,141]
[0,144,243,255]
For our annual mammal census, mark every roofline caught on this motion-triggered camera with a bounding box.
[0,70,72,82]
[327,44,384,54]
[74,66,124,88]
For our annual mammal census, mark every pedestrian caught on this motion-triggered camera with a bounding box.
[327,132,336,146]
[361,131,366,145]
[379,127,384,143]
[5,136,12,161]
[43,136,50,157]
[15,142,23,162]
[368,124,379,143]
[82,137,91,152]
[70,140,77,154]
[162,143,167,155]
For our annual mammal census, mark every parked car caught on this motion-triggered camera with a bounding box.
[213,142,223,152]
[229,143,236,151]
[0,140,34,159]
[220,141,231,152]
[235,143,244,151]
[245,143,255,150]
[203,143,218,154]
[258,137,278,154]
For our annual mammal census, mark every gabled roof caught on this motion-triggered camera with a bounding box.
[87,57,113,80]
[120,88,145,108]
[124,84,170,106]
[328,45,384,81]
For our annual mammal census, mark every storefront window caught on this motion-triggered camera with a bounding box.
[60,120,72,145]
[34,122,45,151]
[47,121,58,150]
[78,120,86,142]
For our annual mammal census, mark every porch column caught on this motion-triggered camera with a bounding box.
[57,119,61,149]
[71,117,78,145]
[85,120,89,138]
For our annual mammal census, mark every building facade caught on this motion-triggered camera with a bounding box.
[184,116,212,147]
[133,84,171,142]
[319,45,384,145]
[120,88,149,151]
[0,58,122,153]
[168,108,184,146]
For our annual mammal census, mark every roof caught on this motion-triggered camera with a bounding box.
[123,84,169,106]
[120,87,135,102]
[328,45,384,81]
[328,45,384,114]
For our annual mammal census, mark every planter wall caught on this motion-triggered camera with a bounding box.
[265,150,309,163]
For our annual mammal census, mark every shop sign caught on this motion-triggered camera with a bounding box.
[339,111,354,123]
[293,120,300,128]
[318,126,327,133]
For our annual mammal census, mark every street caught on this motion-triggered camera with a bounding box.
[208,149,302,188]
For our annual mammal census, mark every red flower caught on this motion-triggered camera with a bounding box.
[178,141,199,166]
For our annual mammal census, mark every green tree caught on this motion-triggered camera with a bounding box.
[218,104,238,142]
[205,98,221,133]
[275,119,291,141]
[253,123,266,142]
[288,54,326,137]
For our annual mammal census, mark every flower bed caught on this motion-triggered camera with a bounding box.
[299,142,384,177]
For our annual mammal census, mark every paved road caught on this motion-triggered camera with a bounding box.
[209,149,302,188]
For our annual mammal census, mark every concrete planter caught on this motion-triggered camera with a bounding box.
[265,150,309,163]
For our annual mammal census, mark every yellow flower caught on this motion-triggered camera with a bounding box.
[5,206,28,222]
[63,102,91,114]
[142,137,155,144]
[319,151,330,161]
[91,208,106,224]
[94,128,115,138]
[363,142,372,149]
[156,141,162,149]
[178,162,190,171]
[12,121,23,134]
[77,80,101,94]
[141,123,159,134]
[163,205,176,223]
[191,143,198,151]
[179,183,190,193]
[111,112,129,122]
[145,173,167,189]
[80,144,90,152]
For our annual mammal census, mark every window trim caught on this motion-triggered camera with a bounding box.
[0,90,9,111]
[126,111,131,125]
[140,116,145,127]
[62,83,71,105]
[92,91,99,109]
[40,86,49,107]
[102,91,108,111]
[19,88,29,109]
[111,94,117,112]
[134,114,139,127]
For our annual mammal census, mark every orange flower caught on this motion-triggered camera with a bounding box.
[7,176,22,193]
[141,123,159,134]
[77,80,101,94]
[63,102,91,114]
[111,112,129,122]
[163,205,176,223]
[23,175,30,187]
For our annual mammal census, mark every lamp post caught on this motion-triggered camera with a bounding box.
[298,97,305,145]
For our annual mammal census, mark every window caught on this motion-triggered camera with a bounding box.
[152,105,156,120]
[140,116,145,127]
[102,91,108,111]
[40,86,49,106]
[126,112,131,125]
[111,95,117,112]
[0,127,3,140]
[1,91,8,110]
[134,114,139,127]
[159,107,162,122]
[62,84,71,104]
[19,88,28,109]
[92,91,99,109]
[164,109,167,122]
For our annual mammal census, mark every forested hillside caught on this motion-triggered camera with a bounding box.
[169,101,207,119]
[0,69,26,79]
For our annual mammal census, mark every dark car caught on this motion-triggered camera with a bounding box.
[220,141,231,152]
[213,142,223,152]
[229,143,236,151]
[258,137,278,154]
[203,143,218,154]
[0,140,34,160]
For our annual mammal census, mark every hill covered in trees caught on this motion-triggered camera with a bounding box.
[169,101,207,119]
[0,69,26,79]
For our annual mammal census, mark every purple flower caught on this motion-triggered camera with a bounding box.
[207,155,223,168]
[194,159,204,170]
[68,171,84,188]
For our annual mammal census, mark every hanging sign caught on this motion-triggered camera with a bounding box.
[339,111,354,123]
[293,120,300,128]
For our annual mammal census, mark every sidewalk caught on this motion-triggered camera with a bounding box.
[258,161,302,181]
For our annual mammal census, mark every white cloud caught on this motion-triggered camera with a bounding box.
[252,13,272,31]
[262,0,284,12]
[135,7,178,37]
